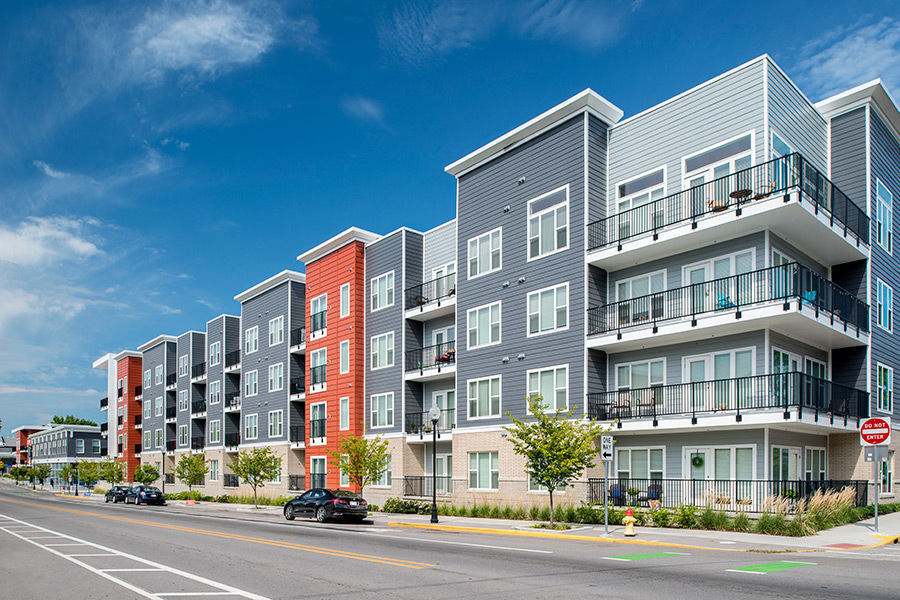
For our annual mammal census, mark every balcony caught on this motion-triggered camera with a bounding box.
[309,310,326,340]
[587,371,867,432]
[290,377,305,400]
[191,362,207,382]
[288,474,305,491]
[224,393,241,412]
[405,342,456,382]
[309,473,327,489]
[309,418,326,445]
[117,387,123,398]
[224,432,241,449]
[289,425,305,448]
[404,273,457,321]
[134,415,142,429]
[309,365,326,393]
[134,443,142,456]
[117,415,123,427]
[191,401,207,417]
[117,443,123,455]
[224,474,239,488]
[586,263,868,352]
[165,406,177,421]
[100,422,108,433]
[165,373,177,389]
[134,385,142,399]
[290,327,306,353]
[586,154,869,271]
[191,436,204,451]
[224,350,241,373]
[99,396,108,410]
[403,476,453,497]
[405,409,456,440]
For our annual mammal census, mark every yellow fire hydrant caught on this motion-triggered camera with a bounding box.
[623,508,637,537]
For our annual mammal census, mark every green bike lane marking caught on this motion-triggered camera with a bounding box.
[727,561,816,575]
[601,552,690,561]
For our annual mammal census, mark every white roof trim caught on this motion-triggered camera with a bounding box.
[138,335,177,352]
[92,353,115,370]
[113,350,141,362]
[206,313,239,325]
[816,79,900,141]
[444,88,623,177]
[10,425,48,434]
[234,270,306,303]
[296,227,380,265]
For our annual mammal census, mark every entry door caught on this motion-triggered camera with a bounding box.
[432,390,455,429]
[804,358,827,409]
[433,263,456,298]
[688,175,706,217]
[687,264,710,315]
[434,455,452,494]
[772,349,798,406]
[687,357,709,411]
[772,447,801,481]
[433,326,455,348]
[685,447,712,506]
[771,250,794,298]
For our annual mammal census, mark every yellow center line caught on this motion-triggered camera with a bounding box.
[0,497,433,569]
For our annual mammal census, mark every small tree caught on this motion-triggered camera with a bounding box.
[505,396,610,528]
[328,433,390,491]
[10,465,28,484]
[78,462,101,489]
[133,464,160,486]
[230,447,281,509]
[32,464,51,489]
[174,454,208,499]
[51,415,98,426]
[59,465,74,487]
[98,459,125,485]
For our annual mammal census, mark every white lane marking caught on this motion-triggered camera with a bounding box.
[726,569,767,575]
[720,541,737,544]
[354,530,553,554]
[156,594,243,597]
[0,513,271,600]
[66,553,120,557]
[100,569,167,573]
[599,557,631,561]
[44,543,90,547]
[21,535,63,539]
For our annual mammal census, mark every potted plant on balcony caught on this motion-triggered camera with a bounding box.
[627,487,641,504]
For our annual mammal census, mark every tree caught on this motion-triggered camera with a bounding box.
[78,462,101,488]
[51,415,97,426]
[504,397,610,528]
[133,464,160,486]
[174,454,208,498]
[10,465,28,484]
[59,465,74,487]
[32,464,51,489]
[230,447,281,509]
[328,433,390,491]
[98,459,125,485]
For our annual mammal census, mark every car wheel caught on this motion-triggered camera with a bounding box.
[316,506,328,523]
[284,505,296,521]
[105,497,110,503]
[136,497,142,505]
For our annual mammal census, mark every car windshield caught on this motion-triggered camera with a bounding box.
[331,489,362,499]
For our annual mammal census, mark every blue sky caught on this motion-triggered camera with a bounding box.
[1,0,899,431]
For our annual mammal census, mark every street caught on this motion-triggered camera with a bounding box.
[1,485,898,600]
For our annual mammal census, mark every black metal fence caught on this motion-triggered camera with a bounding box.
[135,385,142,397]
[587,153,869,250]
[166,373,176,387]
[100,396,108,409]
[310,310,326,333]
[290,327,306,347]
[587,262,868,335]
[191,401,206,415]
[191,436,204,450]
[290,425,305,443]
[224,393,241,410]
[403,476,453,497]
[224,432,240,447]
[288,474,305,491]
[225,350,241,369]
[587,371,868,425]
[134,443,142,455]
[290,377,305,395]
[405,409,456,434]
[405,273,457,310]
[405,341,456,373]
[309,473,326,489]
[165,440,176,451]
[166,406,176,419]
[310,418,326,439]
[310,365,326,386]
[191,363,206,378]
[586,478,869,512]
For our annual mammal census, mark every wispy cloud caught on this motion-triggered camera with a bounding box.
[0,385,100,397]
[341,96,389,129]
[792,16,900,100]
[33,160,68,179]
[0,216,102,267]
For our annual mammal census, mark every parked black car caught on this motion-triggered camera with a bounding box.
[283,488,368,522]
[124,485,165,505]
[105,485,130,503]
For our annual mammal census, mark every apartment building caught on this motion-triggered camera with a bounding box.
[135,335,177,484]
[10,426,46,466]
[203,313,241,492]
[29,424,103,480]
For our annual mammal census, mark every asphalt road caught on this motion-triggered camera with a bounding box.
[1,485,898,600]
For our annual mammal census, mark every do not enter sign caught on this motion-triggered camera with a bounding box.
[860,417,892,446]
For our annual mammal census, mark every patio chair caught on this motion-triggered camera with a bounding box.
[637,483,662,506]
[751,181,778,201]
[608,484,625,506]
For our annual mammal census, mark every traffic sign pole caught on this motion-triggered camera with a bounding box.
[859,417,891,534]
[600,435,613,536]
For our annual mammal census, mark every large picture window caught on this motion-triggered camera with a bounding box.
[468,376,501,418]
[527,283,568,335]
[528,187,568,259]
[468,451,499,490]
[468,228,501,278]
[371,393,394,428]
[370,332,394,369]
[371,272,394,311]
[467,302,500,349]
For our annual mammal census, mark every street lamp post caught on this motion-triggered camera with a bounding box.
[428,404,441,524]
[74,462,79,496]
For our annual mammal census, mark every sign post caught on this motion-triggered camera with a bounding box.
[860,417,892,534]
[600,436,613,536]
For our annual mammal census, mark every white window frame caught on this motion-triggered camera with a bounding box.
[144,400,151,419]
[611,166,667,223]
[178,355,188,377]
[340,456,350,487]
[178,390,188,411]
[208,419,221,444]
[681,347,756,381]
[614,269,667,303]
[311,294,327,317]
[143,370,151,389]
[468,451,499,491]
[370,332,394,370]
[209,342,221,366]
[155,429,162,448]
[244,414,258,440]
[245,326,259,354]
[526,283,568,337]
[154,396,163,417]
[370,392,394,429]
[527,185,569,261]
[340,340,350,374]
[244,370,259,397]
[616,446,666,479]
[876,178,893,254]
[881,450,894,497]
[339,397,350,430]
[340,283,350,317]
[681,131,755,189]
[155,365,163,385]
[467,301,501,350]
[209,459,219,482]
[75,439,85,454]
[804,446,827,481]
[178,425,188,446]
[877,278,893,332]
[615,358,667,389]
[877,363,893,414]
[268,363,284,392]
[371,271,395,312]
[143,431,152,450]
[209,380,221,404]
[268,315,284,346]
[268,410,284,437]
[372,455,392,487]
[467,375,501,419]
[467,227,502,279]
[527,365,568,412]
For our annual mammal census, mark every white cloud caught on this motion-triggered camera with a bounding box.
[341,96,389,128]
[792,16,900,100]
[33,160,68,179]
[0,385,100,397]
[0,216,102,267]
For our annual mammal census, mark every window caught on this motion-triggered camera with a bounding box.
[209,459,219,482]
[528,187,568,259]
[144,400,151,419]
[373,455,392,487]
[371,392,394,428]
[881,451,894,496]
[468,451,499,490]
[245,370,259,397]
[244,414,258,440]
[155,365,163,385]
[805,448,826,481]
[616,359,665,390]
[614,168,665,238]
[528,366,568,411]
[877,279,893,331]
[310,348,327,385]
[340,340,350,374]
[310,295,327,331]
[340,397,349,430]
[340,456,350,486]
[268,363,284,392]
[178,425,188,446]
[617,448,664,479]
[209,341,221,366]
[683,133,753,216]
[143,431,151,449]
[76,439,85,454]
[208,420,221,444]
[154,396,163,417]
[92,439,100,453]
[340,283,350,317]
[876,178,893,253]
[467,302,501,349]
[269,315,284,346]
[432,262,456,298]
[468,376,501,418]
[245,326,258,354]
[311,456,327,485]
[209,380,221,404]
[155,429,162,448]
[877,364,893,413]
[268,410,283,437]
[371,271,395,311]
[144,370,151,389]
[616,271,666,303]
[468,227,502,278]
[527,283,567,336]
[370,332,394,369]
[179,355,188,377]
[178,390,188,411]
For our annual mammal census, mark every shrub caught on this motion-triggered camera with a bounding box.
[538,506,551,521]
[650,507,672,528]
[382,498,429,514]
[756,510,789,535]
[697,507,730,531]
[732,511,751,532]
[529,505,541,520]
[673,504,698,528]
[574,502,601,524]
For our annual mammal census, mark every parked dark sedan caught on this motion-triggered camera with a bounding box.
[124,485,165,505]
[105,485,130,503]
[283,488,367,522]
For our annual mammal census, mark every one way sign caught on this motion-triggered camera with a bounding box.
[600,436,614,462]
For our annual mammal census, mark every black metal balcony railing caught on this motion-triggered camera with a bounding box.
[117,443,123,454]
[405,341,456,373]
[165,473,175,484]
[586,478,869,512]
[134,415,141,426]
[224,432,241,447]
[290,327,306,347]
[117,416,123,426]
[588,262,868,336]
[192,363,206,378]
[587,153,869,250]
[288,474,305,491]
[290,377,305,395]
[405,272,457,310]
[310,310,327,333]
[99,396,108,409]
[224,393,241,410]
[166,373,177,387]
[117,387,123,398]
[310,365,326,386]
[100,422,108,433]
[310,418,326,439]
[309,473,327,489]
[191,401,207,415]
[289,425,305,443]
[134,443,142,455]
[224,474,239,488]
[588,371,868,425]
[403,476,453,497]
[166,440,176,451]
[191,436,204,450]
[225,350,241,369]
[166,406,176,419]
[135,385,142,397]
[405,409,456,434]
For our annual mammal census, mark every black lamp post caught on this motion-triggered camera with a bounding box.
[428,404,441,524]
[73,462,79,496]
